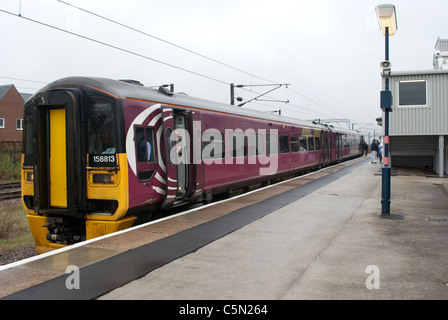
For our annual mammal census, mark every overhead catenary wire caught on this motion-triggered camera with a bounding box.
[0,76,48,84]
[57,0,277,86]
[56,1,353,120]
[0,8,229,87]
[0,5,360,123]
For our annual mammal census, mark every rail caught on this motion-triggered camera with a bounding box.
[0,182,21,202]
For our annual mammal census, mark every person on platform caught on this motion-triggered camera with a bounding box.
[371,139,379,163]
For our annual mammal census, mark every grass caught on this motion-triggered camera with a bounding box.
[0,203,34,253]
[0,152,30,254]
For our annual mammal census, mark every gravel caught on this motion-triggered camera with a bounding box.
[0,246,37,266]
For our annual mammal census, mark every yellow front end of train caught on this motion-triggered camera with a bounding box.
[22,152,136,254]
[20,85,137,254]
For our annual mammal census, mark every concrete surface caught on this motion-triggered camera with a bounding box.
[100,161,448,300]
[0,157,360,299]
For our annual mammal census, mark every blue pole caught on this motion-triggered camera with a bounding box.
[381,27,391,215]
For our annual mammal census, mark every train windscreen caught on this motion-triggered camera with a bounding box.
[87,97,117,156]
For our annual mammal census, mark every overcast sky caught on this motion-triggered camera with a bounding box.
[1,0,447,136]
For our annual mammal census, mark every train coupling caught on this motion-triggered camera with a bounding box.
[43,218,86,245]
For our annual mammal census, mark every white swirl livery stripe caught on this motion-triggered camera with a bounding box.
[126,104,161,176]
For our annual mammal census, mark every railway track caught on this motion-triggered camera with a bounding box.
[0,182,21,202]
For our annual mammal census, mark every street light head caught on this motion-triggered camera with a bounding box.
[375,4,398,36]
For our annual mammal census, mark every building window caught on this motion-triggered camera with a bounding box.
[16,119,24,130]
[398,80,427,106]
[0,118,4,128]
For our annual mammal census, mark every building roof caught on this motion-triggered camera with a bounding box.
[0,84,30,102]
[0,84,13,100]
[435,38,448,52]
[388,69,448,77]
[20,93,32,101]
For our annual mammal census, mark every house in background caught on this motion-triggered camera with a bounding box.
[0,84,28,141]
[0,84,30,158]
[384,38,448,177]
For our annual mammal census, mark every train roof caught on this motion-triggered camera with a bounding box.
[38,76,360,135]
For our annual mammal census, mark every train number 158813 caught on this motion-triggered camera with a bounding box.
[93,155,115,163]
[89,154,117,167]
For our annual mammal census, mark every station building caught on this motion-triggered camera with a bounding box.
[383,38,448,177]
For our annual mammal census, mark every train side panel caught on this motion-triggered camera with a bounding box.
[21,77,364,254]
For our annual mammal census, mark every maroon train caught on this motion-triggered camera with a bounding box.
[21,77,364,253]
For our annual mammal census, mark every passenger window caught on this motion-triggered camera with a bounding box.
[136,127,156,163]
[249,133,265,156]
[232,132,247,157]
[279,135,289,153]
[300,136,307,152]
[308,137,315,151]
[266,134,278,155]
[291,136,299,153]
[315,137,321,151]
[203,130,225,160]
[256,133,265,156]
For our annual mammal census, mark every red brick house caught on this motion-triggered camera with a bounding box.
[0,84,27,141]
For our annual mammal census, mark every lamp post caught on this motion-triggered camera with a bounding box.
[375,4,397,215]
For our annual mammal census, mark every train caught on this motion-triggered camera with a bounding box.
[21,77,364,254]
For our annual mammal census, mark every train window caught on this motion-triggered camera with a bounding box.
[249,133,265,156]
[166,128,174,164]
[231,132,247,157]
[299,136,307,152]
[279,135,289,153]
[315,138,321,151]
[308,137,315,151]
[136,127,156,163]
[23,113,34,166]
[266,134,278,155]
[291,136,299,153]
[88,98,116,155]
[257,134,265,156]
[203,130,225,160]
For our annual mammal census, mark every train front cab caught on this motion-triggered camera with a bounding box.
[21,88,133,254]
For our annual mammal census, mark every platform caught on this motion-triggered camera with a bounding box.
[2,157,448,300]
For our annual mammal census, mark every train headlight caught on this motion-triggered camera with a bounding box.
[26,171,34,182]
[92,173,115,184]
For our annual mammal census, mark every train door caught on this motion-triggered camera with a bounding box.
[160,107,178,209]
[33,89,86,217]
[174,112,188,197]
[337,133,343,162]
[190,110,204,200]
[49,108,67,207]
[322,131,330,166]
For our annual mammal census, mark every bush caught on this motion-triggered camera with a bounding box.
[0,153,20,182]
